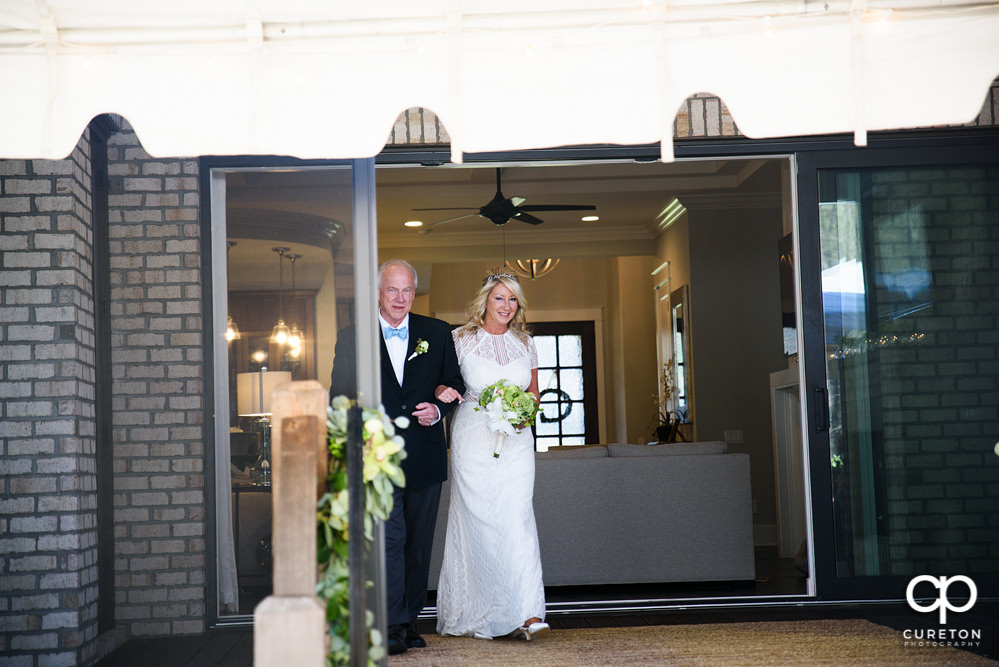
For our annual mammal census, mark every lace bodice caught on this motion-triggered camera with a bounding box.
[452,328,538,402]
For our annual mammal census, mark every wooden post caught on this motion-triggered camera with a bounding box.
[254,380,328,667]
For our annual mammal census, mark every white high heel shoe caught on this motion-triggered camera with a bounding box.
[510,621,550,641]
[526,621,550,640]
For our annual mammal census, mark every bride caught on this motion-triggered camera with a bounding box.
[434,271,548,641]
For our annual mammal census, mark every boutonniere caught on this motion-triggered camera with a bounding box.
[407,338,429,361]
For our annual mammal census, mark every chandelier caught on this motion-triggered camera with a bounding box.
[269,247,290,344]
[505,258,560,280]
[225,241,241,342]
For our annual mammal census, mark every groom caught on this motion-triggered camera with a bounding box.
[330,259,464,655]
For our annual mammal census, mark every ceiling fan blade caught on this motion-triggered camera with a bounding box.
[517,204,597,212]
[412,207,479,211]
[512,210,544,225]
[428,213,479,227]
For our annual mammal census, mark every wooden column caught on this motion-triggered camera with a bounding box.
[254,380,328,666]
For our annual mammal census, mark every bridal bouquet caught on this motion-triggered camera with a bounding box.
[476,379,540,458]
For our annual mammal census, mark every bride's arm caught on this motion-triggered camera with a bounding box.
[435,385,462,403]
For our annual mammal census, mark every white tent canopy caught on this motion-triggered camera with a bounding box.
[1,0,998,161]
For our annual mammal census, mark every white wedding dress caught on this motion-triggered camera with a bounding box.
[436,328,546,638]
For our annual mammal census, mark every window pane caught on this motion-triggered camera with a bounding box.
[561,403,585,434]
[561,436,586,446]
[534,335,556,362]
[818,163,999,580]
[538,368,557,391]
[220,165,357,618]
[536,436,559,451]
[539,401,562,422]
[535,417,559,436]
[560,369,584,400]
[557,335,582,366]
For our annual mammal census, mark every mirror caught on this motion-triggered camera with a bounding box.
[670,285,692,423]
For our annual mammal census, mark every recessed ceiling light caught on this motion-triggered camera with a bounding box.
[581,215,599,222]
[404,220,424,227]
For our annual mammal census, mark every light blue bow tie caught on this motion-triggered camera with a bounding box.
[383,325,408,340]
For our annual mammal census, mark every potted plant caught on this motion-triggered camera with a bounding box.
[651,358,684,443]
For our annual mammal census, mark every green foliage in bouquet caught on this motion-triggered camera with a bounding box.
[476,378,540,431]
[317,395,407,666]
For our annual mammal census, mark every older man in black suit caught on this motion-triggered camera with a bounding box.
[330,259,464,655]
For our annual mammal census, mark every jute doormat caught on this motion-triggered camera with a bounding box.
[390,619,996,666]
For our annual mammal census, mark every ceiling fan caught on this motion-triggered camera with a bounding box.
[414,168,596,227]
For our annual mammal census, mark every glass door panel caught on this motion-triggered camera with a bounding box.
[210,162,365,620]
[531,321,599,449]
[817,162,999,583]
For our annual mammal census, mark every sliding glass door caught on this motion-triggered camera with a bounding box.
[798,144,999,599]
[205,159,381,625]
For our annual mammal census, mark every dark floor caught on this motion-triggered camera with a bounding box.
[94,551,997,666]
[94,600,999,666]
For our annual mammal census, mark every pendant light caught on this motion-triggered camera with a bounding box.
[225,241,241,342]
[506,258,560,280]
[269,247,290,344]
[286,253,303,349]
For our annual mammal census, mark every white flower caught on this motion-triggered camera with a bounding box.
[485,397,517,437]
[407,338,430,361]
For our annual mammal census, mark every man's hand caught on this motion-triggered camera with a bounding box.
[413,402,441,427]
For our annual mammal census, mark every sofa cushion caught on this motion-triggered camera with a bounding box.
[607,441,727,457]
[536,444,609,458]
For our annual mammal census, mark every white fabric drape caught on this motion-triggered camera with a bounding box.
[1,1,998,161]
[216,431,240,612]
[210,174,240,613]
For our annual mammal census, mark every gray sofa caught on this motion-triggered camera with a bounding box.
[428,441,755,588]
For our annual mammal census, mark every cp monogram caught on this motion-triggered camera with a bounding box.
[906,575,977,624]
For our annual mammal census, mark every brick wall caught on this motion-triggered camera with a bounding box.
[0,131,100,666]
[105,123,206,637]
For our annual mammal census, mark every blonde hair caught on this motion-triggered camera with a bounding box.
[457,270,531,342]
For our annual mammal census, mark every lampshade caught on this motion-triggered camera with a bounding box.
[236,370,292,416]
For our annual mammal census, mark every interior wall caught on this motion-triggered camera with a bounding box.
[425,258,657,444]
[611,256,659,443]
[687,205,786,539]
[655,215,691,293]
[315,264,337,390]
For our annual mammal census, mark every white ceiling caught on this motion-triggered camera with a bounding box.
[225,156,786,291]
[5,3,997,160]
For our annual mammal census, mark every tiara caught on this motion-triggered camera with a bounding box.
[482,272,519,286]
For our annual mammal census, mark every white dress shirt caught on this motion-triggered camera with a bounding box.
[379,313,409,386]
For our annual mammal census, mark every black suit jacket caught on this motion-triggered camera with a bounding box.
[330,313,465,489]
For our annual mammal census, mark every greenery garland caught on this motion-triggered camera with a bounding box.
[317,395,407,666]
